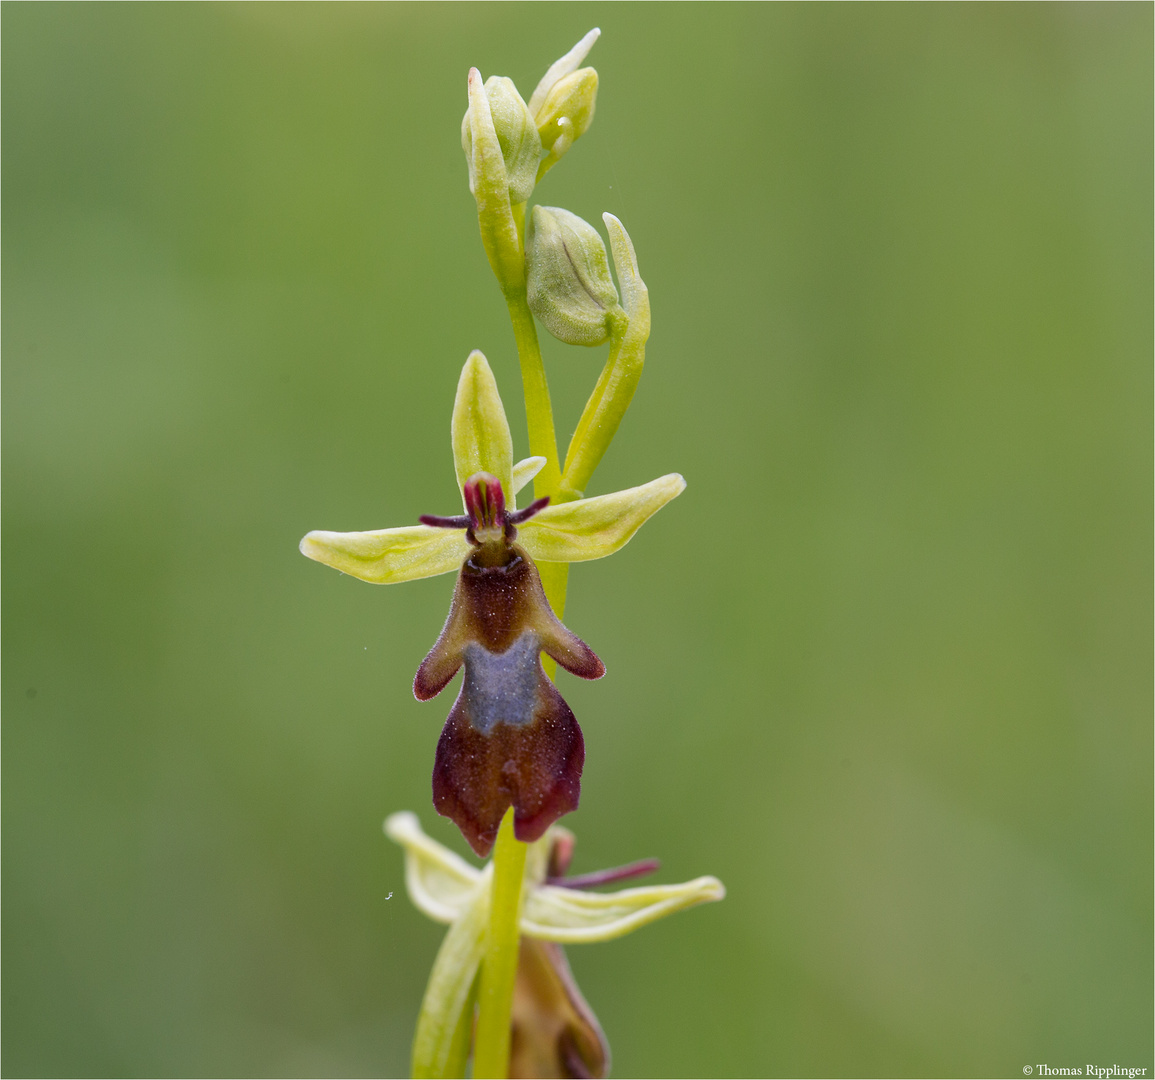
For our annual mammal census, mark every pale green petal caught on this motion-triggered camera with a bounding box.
[452,351,513,501]
[384,812,481,925]
[528,27,600,116]
[521,876,725,943]
[512,455,547,497]
[300,525,469,584]
[517,473,686,562]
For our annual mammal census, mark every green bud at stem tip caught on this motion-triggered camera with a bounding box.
[462,75,542,205]
[462,69,526,295]
[535,68,598,180]
[528,28,601,115]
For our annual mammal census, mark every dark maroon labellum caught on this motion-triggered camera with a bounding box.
[415,475,603,856]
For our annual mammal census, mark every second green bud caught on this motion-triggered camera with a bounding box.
[462,76,542,206]
[526,206,626,346]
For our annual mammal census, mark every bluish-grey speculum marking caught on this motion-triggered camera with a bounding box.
[462,631,542,733]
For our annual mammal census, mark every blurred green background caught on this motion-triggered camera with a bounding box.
[3,4,1151,1077]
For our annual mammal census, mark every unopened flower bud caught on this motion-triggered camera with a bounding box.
[461,76,542,205]
[535,67,598,171]
[526,206,625,347]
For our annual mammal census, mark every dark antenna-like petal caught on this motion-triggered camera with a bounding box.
[549,859,661,890]
[506,496,550,526]
[419,513,471,530]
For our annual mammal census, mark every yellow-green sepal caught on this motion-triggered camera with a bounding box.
[299,525,470,584]
[452,350,514,503]
[559,214,651,496]
[462,75,542,205]
[385,812,481,924]
[517,473,686,562]
[386,812,724,949]
[526,206,625,347]
[522,876,725,944]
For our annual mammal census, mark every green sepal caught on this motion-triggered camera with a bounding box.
[299,525,469,584]
[387,811,724,948]
[385,815,490,1078]
[522,876,726,943]
[385,812,480,924]
[560,214,651,495]
[300,362,682,584]
[452,350,514,504]
[518,473,685,563]
[603,212,650,340]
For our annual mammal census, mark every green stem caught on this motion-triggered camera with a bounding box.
[505,287,570,628]
[507,291,562,500]
[473,810,528,1079]
[469,200,571,1077]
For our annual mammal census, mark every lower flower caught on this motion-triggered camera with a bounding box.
[511,937,606,1079]
[385,812,725,1079]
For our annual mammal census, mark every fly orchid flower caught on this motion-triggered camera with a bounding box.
[415,470,603,855]
[385,812,725,1079]
[301,351,684,855]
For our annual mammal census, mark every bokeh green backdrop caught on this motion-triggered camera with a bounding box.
[3,4,1151,1077]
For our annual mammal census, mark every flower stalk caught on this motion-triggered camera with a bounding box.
[474,809,529,1078]
[505,288,569,627]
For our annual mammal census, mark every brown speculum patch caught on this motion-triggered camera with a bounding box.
[416,474,604,856]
